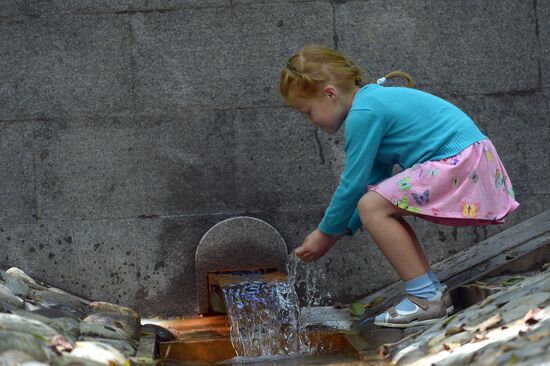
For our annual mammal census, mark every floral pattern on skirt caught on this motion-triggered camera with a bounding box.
[368,139,520,226]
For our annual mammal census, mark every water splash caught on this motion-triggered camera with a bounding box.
[222,251,335,359]
[222,278,301,357]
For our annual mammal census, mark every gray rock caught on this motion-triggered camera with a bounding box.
[141,323,176,342]
[0,350,36,366]
[28,289,88,319]
[80,322,132,341]
[80,337,137,357]
[54,356,106,366]
[0,270,30,297]
[0,313,59,338]
[499,293,550,324]
[88,302,140,324]
[5,268,45,290]
[0,331,49,362]
[82,312,140,340]
[70,341,127,366]
[0,283,25,310]
[11,310,80,340]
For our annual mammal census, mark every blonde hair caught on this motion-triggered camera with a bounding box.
[280,45,414,103]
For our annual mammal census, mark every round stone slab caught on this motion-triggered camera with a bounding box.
[195,216,288,314]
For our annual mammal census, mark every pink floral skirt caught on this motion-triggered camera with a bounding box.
[368,139,520,226]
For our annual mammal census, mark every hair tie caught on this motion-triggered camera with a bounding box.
[377,77,387,86]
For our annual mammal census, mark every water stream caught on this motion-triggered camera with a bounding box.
[221,251,333,359]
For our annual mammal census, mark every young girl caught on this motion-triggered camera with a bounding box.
[280,45,520,328]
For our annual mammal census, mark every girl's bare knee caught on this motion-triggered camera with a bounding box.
[358,191,406,225]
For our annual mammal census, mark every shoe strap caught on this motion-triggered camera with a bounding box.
[406,294,429,310]
[387,306,398,317]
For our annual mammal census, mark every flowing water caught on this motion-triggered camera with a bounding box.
[222,251,335,359]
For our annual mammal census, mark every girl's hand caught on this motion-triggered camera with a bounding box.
[295,229,342,262]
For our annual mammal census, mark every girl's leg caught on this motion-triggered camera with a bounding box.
[357,191,427,281]
[396,216,431,274]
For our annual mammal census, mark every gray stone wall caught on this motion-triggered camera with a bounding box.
[0,0,548,317]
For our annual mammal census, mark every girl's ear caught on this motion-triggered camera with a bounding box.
[323,85,338,100]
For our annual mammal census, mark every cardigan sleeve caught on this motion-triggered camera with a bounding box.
[344,160,394,235]
[318,109,386,235]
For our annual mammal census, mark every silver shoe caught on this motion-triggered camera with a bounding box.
[373,291,448,328]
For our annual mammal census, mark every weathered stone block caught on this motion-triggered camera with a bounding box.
[0,122,36,225]
[33,112,238,219]
[131,2,334,112]
[0,0,25,17]
[234,107,337,211]
[0,21,28,121]
[22,14,133,118]
[335,0,539,95]
[27,0,228,15]
[539,0,550,92]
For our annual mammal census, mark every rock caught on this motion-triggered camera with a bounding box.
[83,311,140,340]
[0,331,50,362]
[89,302,140,324]
[499,293,550,324]
[80,322,132,341]
[0,283,25,310]
[24,302,42,312]
[0,350,36,366]
[0,270,30,297]
[80,337,137,356]
[48,287,91,306]
[28,290,88,319]
[55,356,106,366]
[70,341,127,366]
[10,310,80,340]
[0,313,59,338]
[5,268,46,290]
[31,306,81,321]
[141,323,176,342]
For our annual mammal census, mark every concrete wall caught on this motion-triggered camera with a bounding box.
[0,0,548,317]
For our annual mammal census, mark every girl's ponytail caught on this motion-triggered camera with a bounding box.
[377,71,415,88]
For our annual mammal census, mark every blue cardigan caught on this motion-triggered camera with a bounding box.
[318,83,487,236]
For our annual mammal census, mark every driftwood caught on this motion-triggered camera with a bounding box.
[355,209,550,320]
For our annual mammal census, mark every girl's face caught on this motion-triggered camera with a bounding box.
[290,85,353,135]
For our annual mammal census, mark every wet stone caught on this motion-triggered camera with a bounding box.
[5,267,46,290]
[0,283,25,310]
[0,331,50,362]
[80,337,137,356]
[83,311,140,340]
[89,301,139,324]
[0,270,30,297]
[80,322,132,341]
[30,306,81,321]
[0,350,36,365]
[0,313,59,338]
[28,289,89,319]
[10,310,80,340]
[141,323,176,342]
[70,341,127,366]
